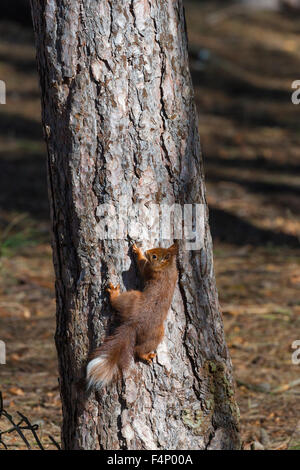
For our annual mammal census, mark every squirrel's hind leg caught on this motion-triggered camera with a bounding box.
[107,283,141,320]
[135,325,165,364]
[136,350,156,364]
[107,282,120,303]
[142,352,156,363]
[135,340,159,364]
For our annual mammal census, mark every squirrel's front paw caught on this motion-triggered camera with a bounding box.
[132,243,144,257]
[132,243,139,253]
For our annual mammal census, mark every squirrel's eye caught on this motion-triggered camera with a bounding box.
[152,254,157,260]
[165,254,170,260]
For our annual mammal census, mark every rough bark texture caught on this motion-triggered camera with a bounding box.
[30,0,240,450]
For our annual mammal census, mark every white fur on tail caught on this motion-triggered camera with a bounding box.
[86,354,118,390]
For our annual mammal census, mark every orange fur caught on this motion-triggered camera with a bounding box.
[86,242,178,389]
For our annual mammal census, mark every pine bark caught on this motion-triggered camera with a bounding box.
[30,0,240,450]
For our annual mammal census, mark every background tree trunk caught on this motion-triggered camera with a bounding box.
[30,0,240,450]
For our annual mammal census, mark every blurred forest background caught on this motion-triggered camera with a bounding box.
[0,0,299,450]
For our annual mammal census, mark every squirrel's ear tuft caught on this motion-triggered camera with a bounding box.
[168,241,178,255]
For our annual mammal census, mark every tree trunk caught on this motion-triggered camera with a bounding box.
[30,0,240,450]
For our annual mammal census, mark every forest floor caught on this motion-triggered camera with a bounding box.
[0,1,300,450]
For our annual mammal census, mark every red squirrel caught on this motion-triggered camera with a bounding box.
[86,242,178,389]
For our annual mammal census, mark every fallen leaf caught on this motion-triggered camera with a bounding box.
[8,387,24,396]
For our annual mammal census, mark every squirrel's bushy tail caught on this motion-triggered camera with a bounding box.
[86,323,136,390]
